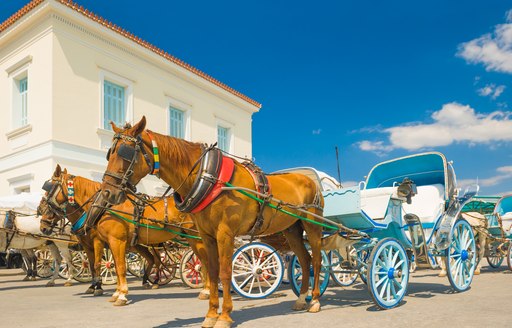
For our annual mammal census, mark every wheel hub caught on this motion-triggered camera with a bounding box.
[387,267,395,279]
[461,250,468,261]
[194,264,201,272]
[252,266,263,276]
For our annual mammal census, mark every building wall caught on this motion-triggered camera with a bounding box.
[0,3,258,197]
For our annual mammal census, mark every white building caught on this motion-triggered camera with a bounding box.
[0,0,261,196]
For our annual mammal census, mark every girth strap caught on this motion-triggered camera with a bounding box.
[242,161,272,238]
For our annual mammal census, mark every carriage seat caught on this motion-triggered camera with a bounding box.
[360,187,395,220]
[402,184,445,224]
[501,212,512,234]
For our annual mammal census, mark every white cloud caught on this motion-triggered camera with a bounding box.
[458,166,512,190]
[478,83,506,99]
[312,129,322,135]
[357,102,512,153]
[458,11,512,73]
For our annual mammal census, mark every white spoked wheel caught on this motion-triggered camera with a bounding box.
[72,250,93,283]
[368,238,409,310]
[126,252,146,278]
[507,243,512,271]
[486,253,504,268]
[101,248,117,285]
[445,219,476,292]
[180,249,204,288]
[35,248,56,278]
[231,242,284,299]
[330,248,358,287]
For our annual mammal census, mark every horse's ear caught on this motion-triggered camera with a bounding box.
[111,121,122,133]
[54,164,62,177]
[132,116,146,136]
[63,168,68,175]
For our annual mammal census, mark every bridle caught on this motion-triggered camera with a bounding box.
[103,131,156,197]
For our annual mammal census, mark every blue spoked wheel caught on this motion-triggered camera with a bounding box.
[329,248,358,287]
[231,242,284,299]
[368,238,409,309]
[289,250,329,302]
[445,219,476,292]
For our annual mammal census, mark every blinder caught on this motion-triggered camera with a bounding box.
[42,180,54,192]
[118,144,137,162]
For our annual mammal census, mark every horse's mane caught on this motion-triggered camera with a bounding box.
[149,129,203,168]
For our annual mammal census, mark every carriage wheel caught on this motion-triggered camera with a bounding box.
[368,238,409,310]
[100,248,117,285]
[72,250,93,283]
[486,254,504,268]
[329,248,358,287]
[148,247,178,286]
[180,249,204,288]
[506,243,512,271]
[35,248,56,278]
[358,249,370,285]
[126,252,146,278]
[445,219,476,292]
[231,242,284,299]
[289,250,329,302]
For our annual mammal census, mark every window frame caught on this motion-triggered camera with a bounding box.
[166,97,191,141]
[216,118,234,153]
[99,70,133,131]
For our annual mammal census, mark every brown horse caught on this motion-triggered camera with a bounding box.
[40,165,210,305]
[91,117,325,327]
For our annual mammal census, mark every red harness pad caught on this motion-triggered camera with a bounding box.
[191,156,235,213]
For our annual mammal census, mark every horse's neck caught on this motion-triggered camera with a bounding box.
[67,176,100,223]
[150,132,203,193]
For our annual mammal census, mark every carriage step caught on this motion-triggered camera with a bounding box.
[404,214,432,269]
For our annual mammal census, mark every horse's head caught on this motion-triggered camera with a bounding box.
[94,116,153,209]
[39,165,71,235]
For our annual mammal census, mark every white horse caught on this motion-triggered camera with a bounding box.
[0,211,78,286]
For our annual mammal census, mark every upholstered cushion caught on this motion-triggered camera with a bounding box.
[402,184,445,224]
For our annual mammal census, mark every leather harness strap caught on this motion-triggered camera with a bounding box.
[242,161,272,238]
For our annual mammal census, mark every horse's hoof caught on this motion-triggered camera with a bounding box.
[108,295,119,302]
[198,290,210,300]
[45,281,55,287]
[93,289,104,296]
[151,284,159,290]
[22,276,30,281]
[201,317,218,328]
[308,300,321,313]
[474,268,481,275]
[292,301,308,311]
[143,283,151,289]
[64,281,73,287]
[213,319,233,328]
[29,277,37,281]
[438,271,447,278]
[113,298,128,306]
[85,287,95,294]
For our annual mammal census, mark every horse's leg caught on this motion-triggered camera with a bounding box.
[59,244,75,286]
[302,221,323,313]
[20,249,32,281]
[109,238,128,306]
[201,234,220,328]
[82,244,97,294]
[29,249,37,281]
[475,232,486,275]
[189,240,210,300]
[134,245,154,289]
[46,242,62,287]
[282,222,311,311]
[213,230,237,328]
[93,239,105,296]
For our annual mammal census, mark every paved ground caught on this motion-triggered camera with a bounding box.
[0,261,511,328]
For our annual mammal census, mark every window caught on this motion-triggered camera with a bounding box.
[169,107,185,138]
[12,76,28,129]
[103,80,126,130]
[217,126,230,152]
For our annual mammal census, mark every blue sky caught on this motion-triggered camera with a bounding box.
[2,1,512,194]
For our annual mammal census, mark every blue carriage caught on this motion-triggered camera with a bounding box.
[462,194,512,270]
[288,152,478,309]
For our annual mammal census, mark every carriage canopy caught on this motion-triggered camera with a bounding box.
[365,152,456,200]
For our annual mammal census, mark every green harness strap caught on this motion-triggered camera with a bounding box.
[106,210,201,240]
[224,182,338,231]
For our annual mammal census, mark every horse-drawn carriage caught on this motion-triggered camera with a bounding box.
[462,194,512,271]
[283,152,478,309]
